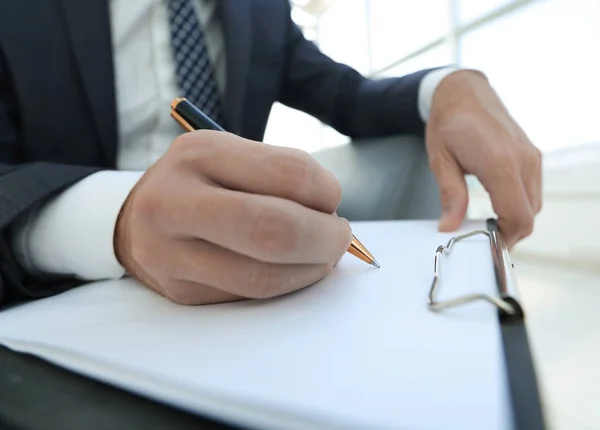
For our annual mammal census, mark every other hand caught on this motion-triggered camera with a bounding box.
[426,70,542,248]
[114,131,352,305]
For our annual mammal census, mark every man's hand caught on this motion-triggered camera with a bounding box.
[114,131,352,305]
[426,70,542,247]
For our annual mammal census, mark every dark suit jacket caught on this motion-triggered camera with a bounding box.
[0,0,434,305]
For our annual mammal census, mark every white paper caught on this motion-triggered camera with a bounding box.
[0,221,512,430]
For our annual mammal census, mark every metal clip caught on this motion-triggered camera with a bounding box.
[428,229,519,316]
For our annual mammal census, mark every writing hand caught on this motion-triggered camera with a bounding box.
[115,131,352,305]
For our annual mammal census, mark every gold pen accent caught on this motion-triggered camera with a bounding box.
[170,97,380,269]
[170,111,194,132]
[347,235,380,268]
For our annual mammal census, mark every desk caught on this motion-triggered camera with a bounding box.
[0,345,237,429]
[514,256,600,430]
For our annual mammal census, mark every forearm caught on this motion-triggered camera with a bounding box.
[278,4,461,139]
[347,69,435,138]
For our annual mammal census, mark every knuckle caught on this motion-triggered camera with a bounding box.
[245,262,277,299]
[516,212,535,237]
[529,146,543,168]
[522,218,535,237]
[249,206,297,258]
[274,149,315,201]
[170,130,220,164]
[489,149,520,180]
[328,177,343,211]
[170,131,197,153]
[493,147,518,167]
[440,184,463,201]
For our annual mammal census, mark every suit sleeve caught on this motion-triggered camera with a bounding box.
[0,45,101,306]
[277,2,439,139]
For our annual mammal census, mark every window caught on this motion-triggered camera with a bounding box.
[263,104,324,153]
[376,43,454,78]
[317,0,370,75]
[460,0,600,151]
[279,0,600,267]
[267,0,599,154]
[368,0,451,72]
[458,0,516,24]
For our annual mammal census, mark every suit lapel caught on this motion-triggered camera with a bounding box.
[58,0,117,166]
[218,0,252,135]
[57,0,249,158]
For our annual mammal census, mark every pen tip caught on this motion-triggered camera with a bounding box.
[371,260,381,269]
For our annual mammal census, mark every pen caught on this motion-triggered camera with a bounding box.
[170,97,381,269]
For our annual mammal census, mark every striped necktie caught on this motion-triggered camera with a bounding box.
[166,0,225,127]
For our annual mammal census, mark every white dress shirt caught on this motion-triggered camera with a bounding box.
[10,0,458,281]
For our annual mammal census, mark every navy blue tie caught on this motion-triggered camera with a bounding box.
[167,0,225,127]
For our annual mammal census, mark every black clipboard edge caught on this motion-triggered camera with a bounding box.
[487,219,546,430]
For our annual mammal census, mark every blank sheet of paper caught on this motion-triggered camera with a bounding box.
[0,221,512,430]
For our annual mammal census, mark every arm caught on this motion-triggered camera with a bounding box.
[277,3,446,138]
[277,4,541,247]
[0,165,104,304]
[0,44,126,305]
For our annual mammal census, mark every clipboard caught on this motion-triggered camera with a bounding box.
[0,219,547,430]
[428,219,546,430]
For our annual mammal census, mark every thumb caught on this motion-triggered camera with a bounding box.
[432,155,469,232]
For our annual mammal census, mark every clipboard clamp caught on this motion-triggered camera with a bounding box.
[428,223,525,321]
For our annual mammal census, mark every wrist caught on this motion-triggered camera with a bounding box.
[435,70,488,104]
[113,175,164,293]
[430,70,506,120]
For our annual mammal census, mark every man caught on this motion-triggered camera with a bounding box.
[0,0,541,306]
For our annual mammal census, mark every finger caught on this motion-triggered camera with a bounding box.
[521,147,543,215]
[175,130,342,214]
[166,239,333,301]
[477,152,534,247]
[429,151,469,232]
[172,187,353,264]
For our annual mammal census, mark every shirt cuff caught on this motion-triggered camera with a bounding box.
[418,67,462,122]
[9,170,144,281]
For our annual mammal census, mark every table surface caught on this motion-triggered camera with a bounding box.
[0,256,598,430]
[0,345,239,429]
[513,255,600,430]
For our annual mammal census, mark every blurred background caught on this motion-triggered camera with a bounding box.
[267,2,599,427]
[264,0,600,270]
